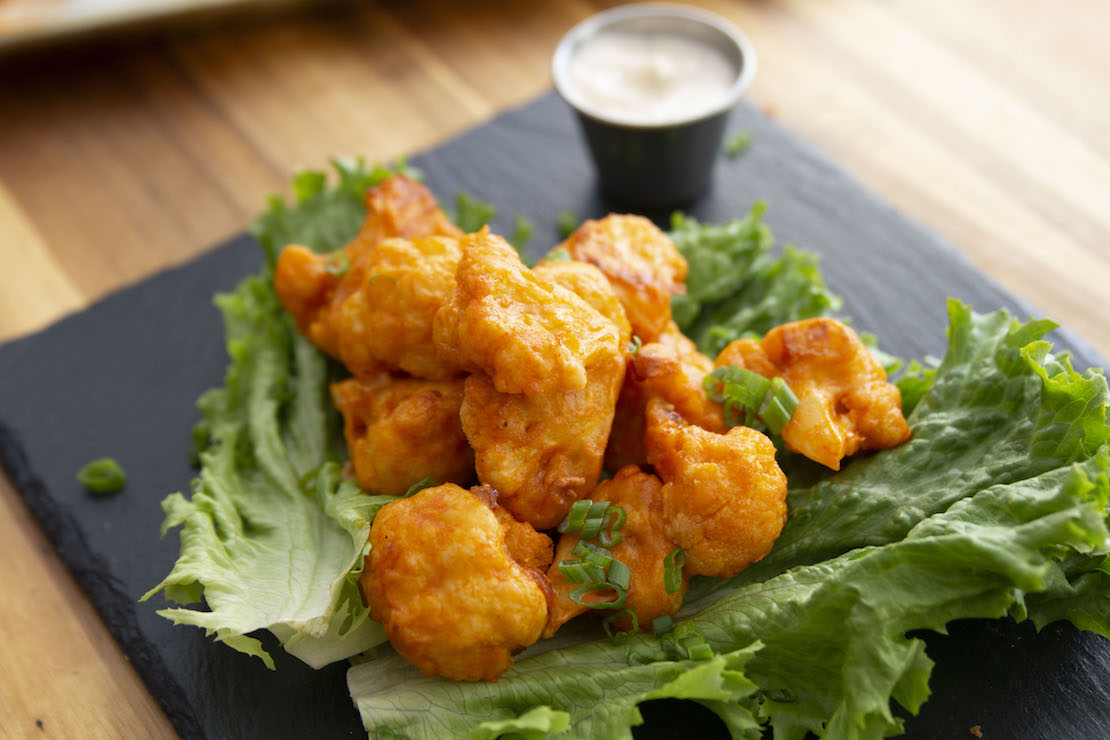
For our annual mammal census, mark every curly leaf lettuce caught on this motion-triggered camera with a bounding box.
[145,159,409,668]
[347,304,1110,739]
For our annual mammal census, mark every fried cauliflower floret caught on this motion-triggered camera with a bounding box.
[460,349,625,530]
[551,215,687,343]
[359,173,462,244]
[331,374,473,496]
[606,322,724,471]
[273,175,460,372]
[332,236,463,378]
[544,466,687,638]
[715,317,911,470]
[533,259,632,347]
[433,228,622,397]
[645,399,788,578]
[361,484,552,681]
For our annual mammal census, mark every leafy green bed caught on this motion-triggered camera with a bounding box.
[145,160,1110,739]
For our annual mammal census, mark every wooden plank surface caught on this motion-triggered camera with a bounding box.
[0,0,1107,736]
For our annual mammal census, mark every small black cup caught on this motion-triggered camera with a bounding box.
[553,4,756,210]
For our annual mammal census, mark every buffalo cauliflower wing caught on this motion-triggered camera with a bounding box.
[550,214,687,343]
[606,322,724,471]
[434,228,623,397]
[361,484,552,681]
[332,235,463,378]
[645,399,788,578]
[331,374,473,496]
[460,349,625,531]
[273,174,461,375]
[714,317,911,470]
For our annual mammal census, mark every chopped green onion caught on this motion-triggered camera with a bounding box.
[573,541,613,571]
[569,582,627,610]
[627,335,643,355]
[367,273,396,286]
[603,609,639,644]
[557,559,608,584]
[324,253,350,277]
[606,559,631,590]
[663,548,686,594]
[555,209,579,238]
[547,247,572,262]
[597,505,627,547]
[723,131,752,158]
[559,500,610,539]
[77,458,126,494]
[676,624,713,660]
[705,366,799,435]
[652,614,674,636]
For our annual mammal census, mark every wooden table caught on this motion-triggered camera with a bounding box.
[1,0,1107,736]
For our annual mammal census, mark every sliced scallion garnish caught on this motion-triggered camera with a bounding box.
[569,582,627,610]
[602,609,639,644]
[597,505,627,547]
[663,548,686,594]
[704,365,799,435]
[556,559,607,585]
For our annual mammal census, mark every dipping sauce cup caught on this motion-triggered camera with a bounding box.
[552,3,756,209]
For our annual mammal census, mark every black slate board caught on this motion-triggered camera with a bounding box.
[1,92,1108,740]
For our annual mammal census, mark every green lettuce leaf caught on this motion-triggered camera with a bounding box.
[669,207,841,356]
[145,159,411,668]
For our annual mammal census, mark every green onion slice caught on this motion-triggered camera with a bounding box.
[602,609,639,644]
[704,366,799,435]
[557,559,607,585]
[572,541,614,571]
[76,458,127,494]
[606,559,631,590]
[676,624,713,661]
[569,583,627,610]
[324,253,350,277]
[663,548,686,594]
[597,505,627,547]
[559,499,610,538]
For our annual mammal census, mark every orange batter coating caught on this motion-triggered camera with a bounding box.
[714,317,911,470]
[332,235,463,378]
[273,174,461,373]
[606,322,724,471]
[361,484,552,681]
[533,259,632,347]
[645,399,788,579]
[544,466,687,638]
[331,374,473,496]
[551,214,687,343]
[433,228,623,397]
[460,349,625,531]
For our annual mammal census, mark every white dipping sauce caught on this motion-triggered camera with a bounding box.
[568,29,736,125]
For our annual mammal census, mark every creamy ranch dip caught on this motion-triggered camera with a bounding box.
[568,29,737,125]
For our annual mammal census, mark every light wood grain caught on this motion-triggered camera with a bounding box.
[0,0,1107,736]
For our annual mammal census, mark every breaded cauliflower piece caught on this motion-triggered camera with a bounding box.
[331,374,473,496]
[361,484,552,681]
[533,259,632,347]
[273,175,460,374]
[551,214,687,343]
[433,228,622,397]
[544,465,686,638]
[460,348,625,530]
[714,317,911,470]
[645,399,788,578]
[606,322,724,471]
[332,235,463,378]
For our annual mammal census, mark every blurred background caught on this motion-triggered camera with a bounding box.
[0,0,1107,736]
